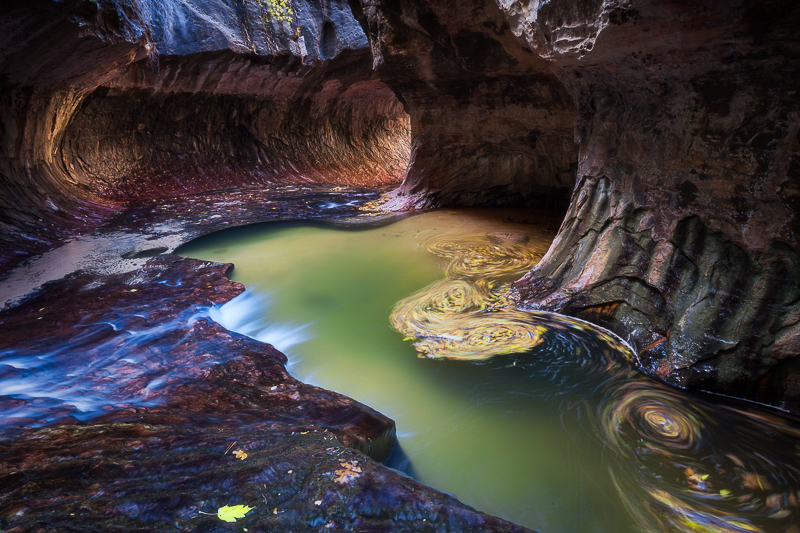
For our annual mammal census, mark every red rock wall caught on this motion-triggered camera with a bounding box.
[508,0,800,409]
[348,0,579,208]
[0,0,410,274]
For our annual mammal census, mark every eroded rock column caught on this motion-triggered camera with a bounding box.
[505,0,800,408]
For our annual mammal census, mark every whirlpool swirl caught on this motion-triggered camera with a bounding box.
[390,226,800,533]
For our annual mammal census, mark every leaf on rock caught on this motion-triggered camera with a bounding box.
[233,449,248,460]
[217,504,253,522]
[333,460,362,485]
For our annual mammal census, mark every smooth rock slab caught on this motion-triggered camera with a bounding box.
[0,424,530,532]
[0,187,531,532]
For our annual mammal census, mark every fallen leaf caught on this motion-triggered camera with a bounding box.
[233,449,248,460]
[217,504,253,523]
[333,460,363,485]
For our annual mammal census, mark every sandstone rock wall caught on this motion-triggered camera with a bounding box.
[508,0,800,408]
[61,51,408,201]
[348,0,579,208]
[0,0,409,273]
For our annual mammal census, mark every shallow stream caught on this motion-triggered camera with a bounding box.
[177,209,800,533]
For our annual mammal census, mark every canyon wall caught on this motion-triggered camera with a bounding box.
[348,0,578,208]
[1,0,799,409]
[508,0,800,408]
[350,0,800,409]
[0,0,409,273]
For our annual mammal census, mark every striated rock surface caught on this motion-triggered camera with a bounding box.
[0,0,409,274]
[1,423,531,532]
[349,0,800,410]
[504,0,800,409]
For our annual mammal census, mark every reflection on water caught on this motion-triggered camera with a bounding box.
[177,209,800,533]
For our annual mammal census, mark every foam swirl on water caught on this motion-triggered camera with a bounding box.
[602,380,706,456]
[391,233,548,360]
[391,226,800,533]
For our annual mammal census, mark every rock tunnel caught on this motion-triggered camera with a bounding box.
[1,0,800,530]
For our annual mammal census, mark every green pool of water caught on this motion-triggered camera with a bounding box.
[177,209,800,533]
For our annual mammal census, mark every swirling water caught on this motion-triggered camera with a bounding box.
[177,209,800,533]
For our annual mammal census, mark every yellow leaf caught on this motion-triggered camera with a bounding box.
[333,460,362,485]
[720,489,731,496]
[233,449,248,460]
[217,504,253,522]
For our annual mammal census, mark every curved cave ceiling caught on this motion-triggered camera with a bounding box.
[1,0,799,410]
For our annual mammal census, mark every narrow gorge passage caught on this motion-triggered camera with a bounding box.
[1,0,799,530]
[178,209,800,533]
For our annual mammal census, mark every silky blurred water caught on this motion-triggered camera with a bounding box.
[177,209,800,533]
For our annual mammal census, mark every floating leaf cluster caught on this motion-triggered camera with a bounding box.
[602,379,800,532]
[390,233,546,360]
[426,236,541,279]
[389,222,800,532]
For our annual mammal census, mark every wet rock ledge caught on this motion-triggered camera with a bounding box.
[0,188,531,532]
